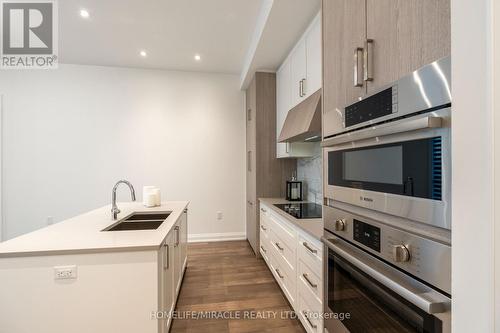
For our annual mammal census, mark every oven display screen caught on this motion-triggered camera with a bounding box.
[353,220,380,252]
[343,146,403,185]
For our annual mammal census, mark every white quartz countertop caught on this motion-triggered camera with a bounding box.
[259,198,323,240]
[0,201,189,258]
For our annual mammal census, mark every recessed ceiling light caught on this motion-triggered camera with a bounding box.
[194,54,201,61]
[80,9,89,18]
[140,50,147,57]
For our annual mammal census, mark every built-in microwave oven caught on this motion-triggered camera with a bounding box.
[322,57,451,230]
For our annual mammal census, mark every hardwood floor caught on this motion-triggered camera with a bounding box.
[170,240,306,333]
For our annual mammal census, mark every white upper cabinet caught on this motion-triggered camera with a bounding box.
[290,38,307,107]
[276,12,321,159]
[306,15,322,96]
[276,56,317,159]
[290,13,322,109]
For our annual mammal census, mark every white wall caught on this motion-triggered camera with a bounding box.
[495,1,500,329]
[0,94,3,242]
[0,65,246,241]
[451,0,497,331]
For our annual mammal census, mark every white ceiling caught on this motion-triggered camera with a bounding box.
[59,0,262,74]
[58,0,320,77]
[240,0,321,88]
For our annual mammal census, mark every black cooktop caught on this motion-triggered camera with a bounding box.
[274,203,322,219]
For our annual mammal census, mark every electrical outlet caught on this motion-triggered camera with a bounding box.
[216,211,223,221]
[54,265,77,280]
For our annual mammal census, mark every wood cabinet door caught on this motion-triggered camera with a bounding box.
[246,78,256,201]
[246,77,257,253]
[322,0,367,138]
[306,14,322,96]
[366,0,450,94]
[290,38,307,107]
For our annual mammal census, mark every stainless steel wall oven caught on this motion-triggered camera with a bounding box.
[321,57,452,332]
[322,206,451,333]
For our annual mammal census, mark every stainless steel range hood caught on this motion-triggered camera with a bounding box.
[278,89,322,143]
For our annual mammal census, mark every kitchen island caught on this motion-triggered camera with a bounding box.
[0,201,188,333]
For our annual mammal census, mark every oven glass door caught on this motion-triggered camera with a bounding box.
[327,248,442,333]
[328,137,442,200]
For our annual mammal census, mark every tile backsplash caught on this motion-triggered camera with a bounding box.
[297,143,322,204]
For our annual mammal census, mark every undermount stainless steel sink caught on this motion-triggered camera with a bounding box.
[103,212,171,231]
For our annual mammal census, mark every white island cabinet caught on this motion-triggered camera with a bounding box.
[259,199,324,333]
[0,201,188,333]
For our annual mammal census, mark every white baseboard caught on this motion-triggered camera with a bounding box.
[188,232,246,243]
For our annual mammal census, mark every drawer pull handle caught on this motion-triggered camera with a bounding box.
[303,242,317,254]
[261,225,267,231]
[302,273,317,288]
[275,268,284,279]
[275,242,284,251]
[164,243,169,270]
[260,245,267,253]
[260,208,267,213]
[302,311,317,329]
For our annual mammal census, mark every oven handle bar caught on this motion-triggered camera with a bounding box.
[322,236,450,314]
[321,115,443,147]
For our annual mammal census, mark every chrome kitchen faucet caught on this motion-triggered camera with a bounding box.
[111,180,136,220]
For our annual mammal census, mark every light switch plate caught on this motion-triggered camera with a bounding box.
[54,265,77,280]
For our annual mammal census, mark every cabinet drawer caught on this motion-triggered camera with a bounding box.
[267,211,297,246]
[298,260,322,302]
[269,229,296,273]
[259,218,270,239]
[270,252,296,307]
[260,226,269,244]
[259,237,271,263]
[297,290,323,333]
[298,234,322,277]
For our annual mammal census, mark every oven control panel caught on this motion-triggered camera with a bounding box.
[344,86,397,128]
[323,204,451,294]
[353,219,380,252]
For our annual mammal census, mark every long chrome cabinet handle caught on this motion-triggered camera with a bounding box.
[322,236,450,314]
[299,80,304,97]
[302,311,317,329]
[302,273,317,288]
[174,226,180,246]
[275,242,284,251]
[247,151,251,171]
[364,39,374,82]
[303,241,317,254]
[354,47,364,87]
[301,78,306,97]
[275,268,284,279]
[164,243,169,269]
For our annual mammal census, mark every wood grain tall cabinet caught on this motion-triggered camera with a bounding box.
[246,72,296,255]
[322,0,451,138]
